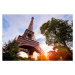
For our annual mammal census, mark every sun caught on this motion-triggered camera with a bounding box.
[44,52,48,56]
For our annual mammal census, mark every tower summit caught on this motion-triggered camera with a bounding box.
[22,17,34,40]
[17,17,43,59]
[28,17,34,31]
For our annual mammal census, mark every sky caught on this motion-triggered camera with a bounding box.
[2,14,73,52]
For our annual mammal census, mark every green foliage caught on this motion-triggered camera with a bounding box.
[2,38,20,61]
[2,38,35,61]
[40,17,73,58]
[40,17,73,46]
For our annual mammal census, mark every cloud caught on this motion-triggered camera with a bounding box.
[40,41,54,52]
[2,15,32,44]
[34,14,73,38]
[2,14,73,52]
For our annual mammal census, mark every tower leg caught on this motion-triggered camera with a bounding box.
[28,49,34,60]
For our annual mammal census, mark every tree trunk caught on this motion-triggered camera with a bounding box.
[63,41,73,60]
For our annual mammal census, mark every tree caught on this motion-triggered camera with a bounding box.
[2,38,33,61]
[2,38,19,60]
[53,45,72,60]
[48,46,72,61]
[40,17,73,59]
[48,50,60,61]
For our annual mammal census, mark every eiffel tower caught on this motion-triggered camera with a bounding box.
[17,17,43,58]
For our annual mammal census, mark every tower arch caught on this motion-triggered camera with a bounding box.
[17,17,43,59]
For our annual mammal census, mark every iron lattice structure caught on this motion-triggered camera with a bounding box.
[17,17,43,58]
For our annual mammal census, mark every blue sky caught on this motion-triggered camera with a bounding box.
[2,14,73,52]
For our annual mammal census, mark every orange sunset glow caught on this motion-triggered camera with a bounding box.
[2,15,73,61]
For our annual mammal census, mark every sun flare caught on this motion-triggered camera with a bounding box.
[44,52,48,56]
